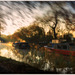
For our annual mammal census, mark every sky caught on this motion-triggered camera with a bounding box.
[0,1,75,35]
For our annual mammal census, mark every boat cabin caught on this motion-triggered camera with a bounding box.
[47,43,75,51]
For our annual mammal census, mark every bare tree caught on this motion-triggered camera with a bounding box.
[36,11,62,39]
[35,1,75,39]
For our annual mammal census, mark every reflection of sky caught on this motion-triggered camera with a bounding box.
[0,1,75,35]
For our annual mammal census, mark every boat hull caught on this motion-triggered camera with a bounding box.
[45,47,75,56]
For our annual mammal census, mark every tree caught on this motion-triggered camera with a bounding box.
[45,30,53,43]
[63,33,73,42]
[12,25,46,43]
[36,11,63,39]
[47,1,75,34]
[11,32,20,42]
[28,25,45,42]
[35,1,75,39]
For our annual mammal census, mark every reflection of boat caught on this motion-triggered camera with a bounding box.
[12,42,30,49]
[44,43,75,56]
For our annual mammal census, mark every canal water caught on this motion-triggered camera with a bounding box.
[0,43,73,74]
[0,43,45,68]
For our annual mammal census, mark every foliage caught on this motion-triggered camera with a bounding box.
[63,33,73,42]
[11,25,53,43]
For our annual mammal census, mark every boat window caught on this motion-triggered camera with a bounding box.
[62,45,67,50]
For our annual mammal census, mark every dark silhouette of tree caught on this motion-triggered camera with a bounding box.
[28,25,45,43]
[63,33,73,42]
[45,30,53,43]
[12,25,46,43]
[35,1,75,39]
[11,32,20,42]
[36,11,63,39]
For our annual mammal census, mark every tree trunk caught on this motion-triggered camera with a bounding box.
[53,28,57,39]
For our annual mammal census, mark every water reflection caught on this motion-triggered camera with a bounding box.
[0,43,71,73]
[0,48,23,62]
[0,43,43,64]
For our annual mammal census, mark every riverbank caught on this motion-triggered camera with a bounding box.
[0,56,58,74]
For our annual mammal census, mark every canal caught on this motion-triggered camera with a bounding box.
[0,43,45,69]
[0,43,74,73]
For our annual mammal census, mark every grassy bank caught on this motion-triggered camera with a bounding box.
[0,56,58,74]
